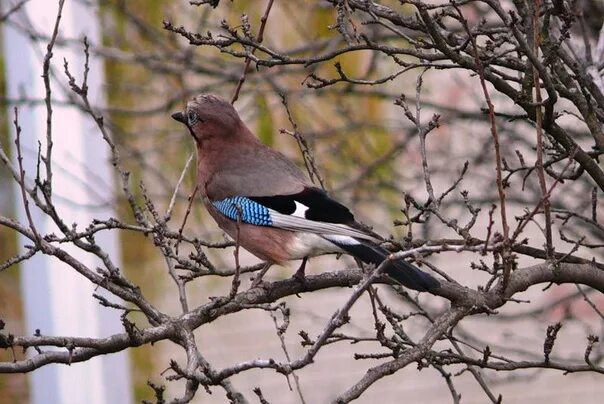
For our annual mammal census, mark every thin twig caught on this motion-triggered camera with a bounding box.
[454,4,512,287]
[415,69,437,205]
[532,0,553,258]
[270,308,307,404]
[166,152,195,220]
[175,185,198,256]
[41,0,66,193]
[13,108,41,245]
[229,207,243,298]
[511,151,576,242]
[231,0,275,104]
[279,94,325,188]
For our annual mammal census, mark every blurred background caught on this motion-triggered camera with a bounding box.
[1,0,603,403]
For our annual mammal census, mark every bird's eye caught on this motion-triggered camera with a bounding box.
[187,111,199,125]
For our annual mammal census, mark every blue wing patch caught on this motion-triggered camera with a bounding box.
[212,196,273,226]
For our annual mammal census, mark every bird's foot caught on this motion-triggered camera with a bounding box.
[250,262,272,289]
[250,278,270,290]
[291,257,308,286]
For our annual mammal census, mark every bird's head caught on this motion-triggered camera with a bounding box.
[171,94,241,142]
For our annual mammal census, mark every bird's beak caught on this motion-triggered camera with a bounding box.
[172,111,198,141]
[171,111,187,124]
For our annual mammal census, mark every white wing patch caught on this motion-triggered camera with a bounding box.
[292,201,308,218]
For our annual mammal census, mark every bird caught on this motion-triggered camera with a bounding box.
[171,94,439,292]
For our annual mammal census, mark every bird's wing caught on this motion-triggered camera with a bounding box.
[209,187,380,242]
[205,147,309,200]
[209,186,440,292]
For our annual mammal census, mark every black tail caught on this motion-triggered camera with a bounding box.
[332,240,439,292]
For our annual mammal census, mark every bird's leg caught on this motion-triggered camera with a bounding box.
[250,262,272,288]
[292,256,309,283]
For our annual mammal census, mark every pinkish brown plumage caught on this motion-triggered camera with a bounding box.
[205,202,293,264]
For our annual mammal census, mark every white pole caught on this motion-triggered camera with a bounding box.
[2,1,133,403]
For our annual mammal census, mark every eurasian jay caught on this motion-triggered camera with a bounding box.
[171,94,439,292]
